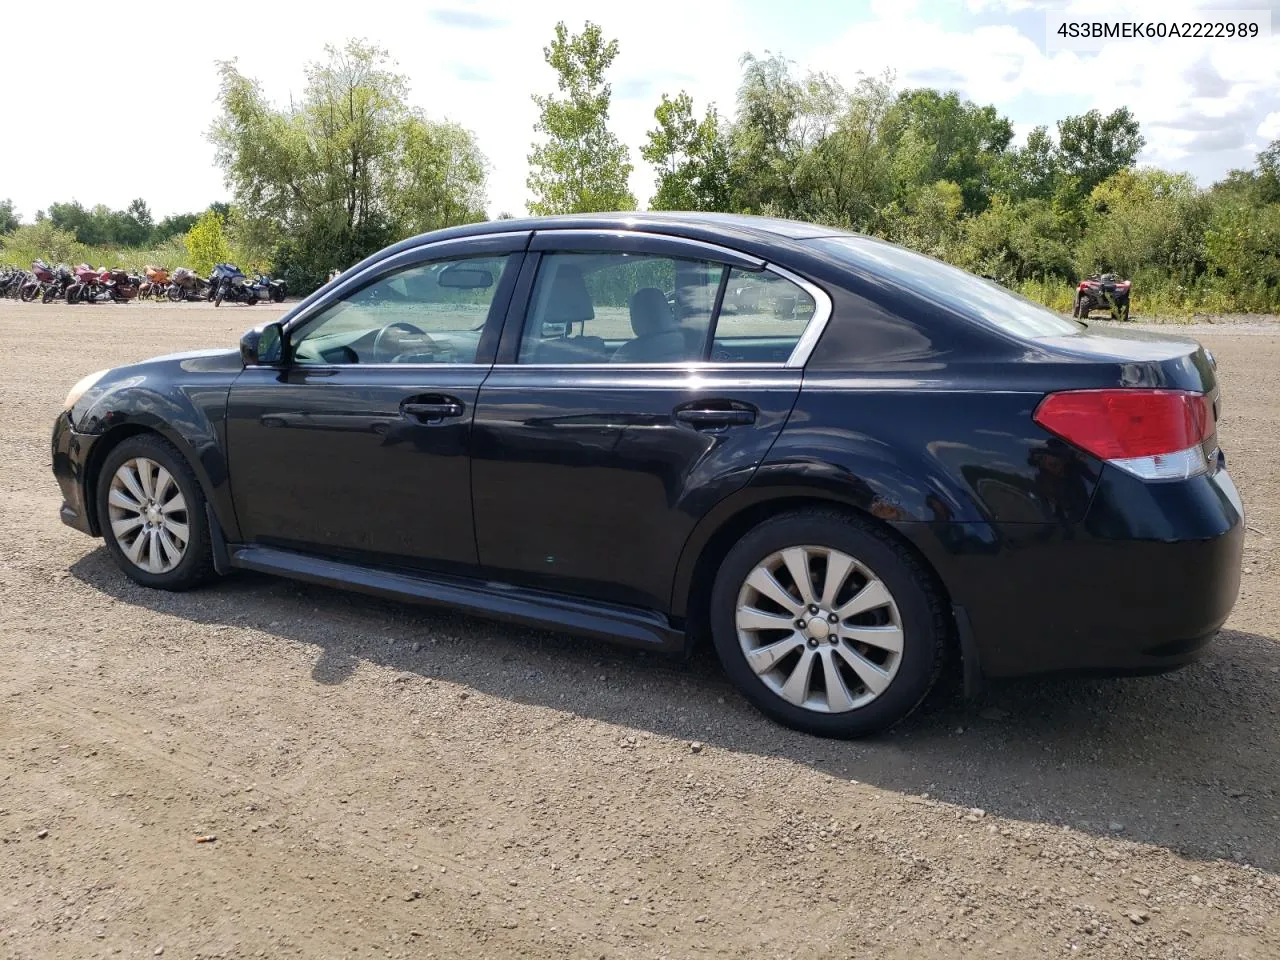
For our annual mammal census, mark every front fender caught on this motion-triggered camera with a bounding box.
[70,358,240,540]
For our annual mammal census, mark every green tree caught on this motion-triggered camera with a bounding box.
[1056,108,1144,197]
[642,92,730,211]
[993,125,1060,202]
[152,211,202,243]
[527,21,635,214]
[211,40,488,292]
[881,89,1013,213]
[184,211,231,275]
[0,198,17,234]
[728,52,807,215]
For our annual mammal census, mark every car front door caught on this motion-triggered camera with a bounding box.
[470,230,830,612]
[225,233,528,575]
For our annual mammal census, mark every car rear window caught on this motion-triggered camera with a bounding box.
[807,235,1081,339]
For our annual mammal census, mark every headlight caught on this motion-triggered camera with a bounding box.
[64,369,109,410]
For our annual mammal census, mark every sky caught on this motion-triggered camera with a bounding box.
[1,0,1278,222]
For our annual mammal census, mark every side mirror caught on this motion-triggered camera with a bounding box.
[240,321,285,367]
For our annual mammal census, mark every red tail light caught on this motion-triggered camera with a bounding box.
[1033,389,1213,480]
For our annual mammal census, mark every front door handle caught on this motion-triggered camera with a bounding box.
[673,403,757,428]
[401,397,465,422]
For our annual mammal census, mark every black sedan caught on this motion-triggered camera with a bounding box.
[51,213,1244,737]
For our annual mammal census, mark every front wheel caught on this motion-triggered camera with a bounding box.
[213,282,224,307]
[42,284,58,304]
[96,434,216,590]
[20,283,40,302]
[709,511,947,738]
[167,284,184,302]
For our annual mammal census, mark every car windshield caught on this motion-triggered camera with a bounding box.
[807,235,1081,339]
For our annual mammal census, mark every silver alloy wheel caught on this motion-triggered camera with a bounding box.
[735,545,904,713]
[106,457,190,574]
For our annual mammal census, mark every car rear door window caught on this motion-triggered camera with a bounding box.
[516,253,726,365]
[709,268,817,363]
[292,254,515,365]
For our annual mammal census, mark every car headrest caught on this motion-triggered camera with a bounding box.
[629,287,676,337]
[541,265,594,328]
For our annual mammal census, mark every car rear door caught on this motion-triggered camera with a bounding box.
[469,229,830,612]
[225,232,529,575]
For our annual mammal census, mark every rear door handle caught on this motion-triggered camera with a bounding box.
[401,397,465,422]
[674,404,757,428]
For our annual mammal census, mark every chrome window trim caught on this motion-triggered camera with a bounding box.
[768,263,832,368]
[281,232,530,336]
[491,362,791,371]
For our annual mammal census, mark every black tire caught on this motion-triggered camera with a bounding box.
[95,433,217,591]
[66,284,81,304]
[214,282,224,307]
[41,285,57,304]
[19,282,39,302]
[1072,296,1085,319]
[246,296,259,306]
[167,284,184,302]
[708,510,948,738]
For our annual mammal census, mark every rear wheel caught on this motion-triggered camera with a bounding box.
[1073,296,1086,318]
[20,283,39,302]
[96,434,215,590]
[709,510,947,738]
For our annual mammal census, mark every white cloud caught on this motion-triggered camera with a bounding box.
[1260,111,1280,141]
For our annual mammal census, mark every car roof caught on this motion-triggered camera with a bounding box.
[396,211,859,251]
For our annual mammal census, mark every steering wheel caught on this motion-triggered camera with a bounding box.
[372,322,437,363]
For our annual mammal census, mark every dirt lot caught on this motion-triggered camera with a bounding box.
[2,300,1278,959]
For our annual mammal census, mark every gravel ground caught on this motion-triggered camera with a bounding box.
[1,300,1278,959]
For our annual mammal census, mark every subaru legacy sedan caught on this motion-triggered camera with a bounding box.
[51,213,1244,737]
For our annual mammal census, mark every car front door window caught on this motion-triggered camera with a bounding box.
[292,255,513,365]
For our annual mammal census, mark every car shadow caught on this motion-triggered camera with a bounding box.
[70,548,1280,874]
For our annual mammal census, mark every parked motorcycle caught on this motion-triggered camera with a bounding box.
[1073,273,1131,321]
[41,264,75,303]
[70,265,140,303]
[20,259,56,302]
[166,266,209,301]
[0,266,23,298]
[139,265,170,300]
[66,264,104,303]
[100,267,141,301]
[209,263,258,306]
[246,273,286,303]
[2,267,34,299]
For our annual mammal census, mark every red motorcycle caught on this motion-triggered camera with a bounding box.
[67,265,139,303]
[19,259,55,302]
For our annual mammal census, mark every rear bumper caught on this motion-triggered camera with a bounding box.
[52,410,97,536]
[904,461,1244,678]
